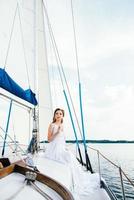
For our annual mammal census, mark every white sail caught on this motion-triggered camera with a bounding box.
[0,0,53,148]
[35,0,53,141]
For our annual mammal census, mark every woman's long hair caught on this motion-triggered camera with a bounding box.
[52,108,64,123]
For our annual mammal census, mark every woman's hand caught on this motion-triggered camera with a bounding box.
[48,124,63,142]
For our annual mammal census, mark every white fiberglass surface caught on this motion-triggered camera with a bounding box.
[0,172,63,200]
[33,152,111,200]
[33,152,72,190]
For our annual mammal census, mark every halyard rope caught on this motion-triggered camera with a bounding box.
[31,182,53,200]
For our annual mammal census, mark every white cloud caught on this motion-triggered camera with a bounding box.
[85,85,134,140]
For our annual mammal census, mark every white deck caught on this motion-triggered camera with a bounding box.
[33,152,111,200]
[3,152,111,200]
[0,172,63,200]
[34,152,72,190]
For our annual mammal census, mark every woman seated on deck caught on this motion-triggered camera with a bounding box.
[44,108,100,199]
[44,108,71,164]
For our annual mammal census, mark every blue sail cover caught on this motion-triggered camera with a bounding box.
[0,68,38,105]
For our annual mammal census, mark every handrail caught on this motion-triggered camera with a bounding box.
[0,92,33,110]
[119,167,125,200]
[87,145,134,199]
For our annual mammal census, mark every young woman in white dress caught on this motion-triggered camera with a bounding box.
[44,108,71,164]
[44,108,100,199]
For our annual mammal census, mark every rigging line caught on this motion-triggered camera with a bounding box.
[44,3,91,171]
[0,133,26,165]
[4,3,18,69]
[31,182,53,200]
[17,4,30,88]
[43,0,83,139]
[11,113,18,153]
[43,0,82,139]
[0,134,14,152]
[48,30,59,107]
[70,0,80,82]
[43,1,83,164]
[45,19,81,155]
[0,126,26,155]
[43,0,56,102]
[63,90,83,165]
[2,100,13,156]
[70,0,93,172]
[43,1,64,88]
[28,109,32,143]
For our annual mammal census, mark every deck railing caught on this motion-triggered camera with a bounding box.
[87,145,134,200]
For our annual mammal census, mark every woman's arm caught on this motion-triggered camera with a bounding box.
[47,124,60,142]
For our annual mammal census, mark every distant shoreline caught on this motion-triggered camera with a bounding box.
[66,140,134,143]
[41,140,134,144]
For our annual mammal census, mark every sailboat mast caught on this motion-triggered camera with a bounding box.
[35,0,53,142]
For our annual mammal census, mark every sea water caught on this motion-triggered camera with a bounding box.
[76,143,134,200]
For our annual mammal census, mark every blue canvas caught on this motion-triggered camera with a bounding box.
[0,68,38,105]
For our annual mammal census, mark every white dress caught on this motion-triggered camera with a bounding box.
[44,123,100,199]
[44,123,71,164]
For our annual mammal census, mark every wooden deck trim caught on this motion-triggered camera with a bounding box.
[0,164,15,179]
[14,164,74,200]
[0,161,74,200]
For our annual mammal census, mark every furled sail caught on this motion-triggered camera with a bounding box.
[0,68,37,105]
